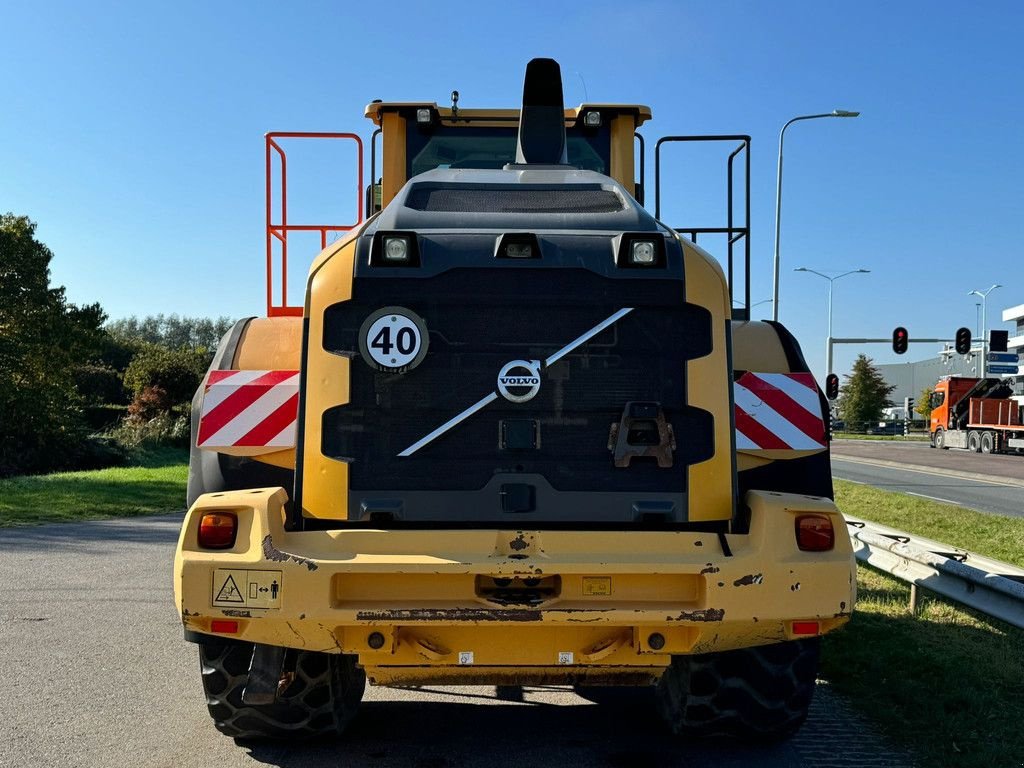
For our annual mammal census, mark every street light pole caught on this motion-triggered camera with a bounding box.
[771,110,860,322]
[794,267,870,377]
[968,284,1002,377]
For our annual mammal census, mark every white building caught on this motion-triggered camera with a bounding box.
[1002,303,1024,355]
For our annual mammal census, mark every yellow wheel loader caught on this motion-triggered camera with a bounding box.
[175,58,855,740]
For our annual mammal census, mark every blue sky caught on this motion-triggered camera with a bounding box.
[2,0,1021,382]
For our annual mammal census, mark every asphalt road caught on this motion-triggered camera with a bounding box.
[832,458,1024,517]
[830,440,1024,518]
[0,515,911,768]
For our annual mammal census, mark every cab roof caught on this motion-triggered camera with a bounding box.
[365,102,652,128]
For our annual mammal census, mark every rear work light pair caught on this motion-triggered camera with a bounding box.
[371,231,666,268]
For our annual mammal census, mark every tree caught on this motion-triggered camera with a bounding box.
[915,386,934,422]
[0,214,108,475]
[837,354,896,431]
[107,313,234,363]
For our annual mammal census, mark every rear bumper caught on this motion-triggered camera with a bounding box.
[174,488,854,684]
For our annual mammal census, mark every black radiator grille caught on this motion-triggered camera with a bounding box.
[321,268,713,493]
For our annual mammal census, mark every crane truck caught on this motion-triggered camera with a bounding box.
[174,58,855,741]
[930,375,1024,453]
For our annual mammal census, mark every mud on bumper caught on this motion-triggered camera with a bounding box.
[175,488,854,684]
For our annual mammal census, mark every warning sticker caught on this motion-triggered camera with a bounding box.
[582,577,612,596]
[212,569,282,609]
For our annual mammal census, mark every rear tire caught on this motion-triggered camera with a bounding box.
[656,638,819,740]
[968,430,982,452]
[981,431,994,454]
[199,641,365,740]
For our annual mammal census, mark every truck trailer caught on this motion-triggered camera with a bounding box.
[930,375,1024,453]
[173,58,855,741]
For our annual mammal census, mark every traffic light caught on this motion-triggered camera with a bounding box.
[955,326,972,355]
[892,326,909,354]
[825,373,839,400]
[904,396,914,415]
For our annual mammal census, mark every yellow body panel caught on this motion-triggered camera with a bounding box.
[731,320,792,374]
[380,112,407,208]
[680,238,734,521]
[608,114,637,191]
[175,487,854,684]
[232,316,302,370]
[299,238,358,520]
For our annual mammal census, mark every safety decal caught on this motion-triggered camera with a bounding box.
[358,307,429,373]
[582,577,612,596]
[213,569,283,609]
[734,372,826,451]
[197,370,299,452]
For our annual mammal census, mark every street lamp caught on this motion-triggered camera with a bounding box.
[794,267,870,376]
[771,110,861,322]
[968,284,1002,377]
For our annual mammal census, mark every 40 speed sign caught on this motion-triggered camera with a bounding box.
[358,307,430,373]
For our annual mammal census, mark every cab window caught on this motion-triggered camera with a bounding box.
[930,391,945,409]
[407,124,611,178]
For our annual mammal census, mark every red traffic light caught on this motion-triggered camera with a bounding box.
[825,373,839,400]
[892,326,909,354]
[955,327,972,355]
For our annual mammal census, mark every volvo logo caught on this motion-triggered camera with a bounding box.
[497,359,542,403]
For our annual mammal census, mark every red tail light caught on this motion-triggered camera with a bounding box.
[210,619,239,634]
[792,621,820,636]
[795,514,834,552]
[198,512,238,549]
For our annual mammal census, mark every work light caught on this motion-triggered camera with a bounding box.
[384,236,410,262]
[631,240,657,265]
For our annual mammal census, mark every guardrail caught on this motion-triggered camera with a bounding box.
[845,514,1024,630]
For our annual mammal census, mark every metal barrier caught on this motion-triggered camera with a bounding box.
[845,514,1024,629]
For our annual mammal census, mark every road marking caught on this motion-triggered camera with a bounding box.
[905,491,958,505]
[830,455,1024,489]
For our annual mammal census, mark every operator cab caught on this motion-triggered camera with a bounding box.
[365,100,651,213]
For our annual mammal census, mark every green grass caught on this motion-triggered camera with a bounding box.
[835,478,1024,566]
[832,432,930,441]
[822,568,1023,768]
[825,479,1024,767]
[0,447,188,526]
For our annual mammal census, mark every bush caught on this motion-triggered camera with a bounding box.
[124,345,207,407]
[111,410,191,450]
[74,363,128,405]
[127,385,174,422]
[83,404,128,431]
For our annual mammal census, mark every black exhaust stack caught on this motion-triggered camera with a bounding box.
[514,58,568,166]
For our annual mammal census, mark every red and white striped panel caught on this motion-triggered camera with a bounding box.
[734,372,826,452]
[197,370,299,454]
